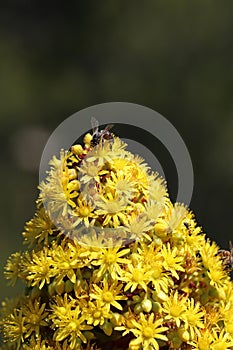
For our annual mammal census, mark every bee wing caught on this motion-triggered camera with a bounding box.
[91,117,99,134]
[104,124,114,131]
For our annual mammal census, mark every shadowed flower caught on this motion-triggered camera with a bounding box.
[50,294,93,349]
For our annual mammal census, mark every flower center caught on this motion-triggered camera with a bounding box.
[94,311,101,319]
[58,307,67,315]
[79,206,91,217]
[106,201,121,213]
[143,326,154,338]
[152,269,162,279]
[30,314,40,325]
[105,252,117,264]
[87,165,98,177]
[60,262,70,269]
[69,321,77,331]
[170,305,183,317]
[103,291,113,302]
[132,270,144,282]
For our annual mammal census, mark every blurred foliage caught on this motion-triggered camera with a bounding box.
[0,0,233,303]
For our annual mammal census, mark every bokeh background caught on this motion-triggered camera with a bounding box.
[1,1,233,301]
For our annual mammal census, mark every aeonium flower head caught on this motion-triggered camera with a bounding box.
[1,128,233,350]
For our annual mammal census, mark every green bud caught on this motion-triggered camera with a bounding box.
[30,287,40,300]
[134,303,143,314]
[152,301,161,313]
[132,295,141,303]
[48,283,55,296]
[141,298,152,313]
[65,280,74,293]
[101,321,113,336]
[55,280,65,295]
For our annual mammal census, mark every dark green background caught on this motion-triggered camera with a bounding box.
[1,1,233,300]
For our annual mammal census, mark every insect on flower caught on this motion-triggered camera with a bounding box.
[90,117,114,146]
[218,241,233,271]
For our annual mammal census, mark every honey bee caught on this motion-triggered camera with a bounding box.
[90,117,114,146]
[218,241,233,271]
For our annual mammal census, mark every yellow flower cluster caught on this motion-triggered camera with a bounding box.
[1,131,233,350]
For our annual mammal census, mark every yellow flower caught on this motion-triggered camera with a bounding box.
[183,218,204,251]
[109,157,131,172]
[90,279,126,311]
[2,308,26,347]
[84,300,112,326]
[22,299,48,339]
[148,175,168,204]
[22,335,52,349]
[105,170,137,200]
[208,267,229,289]
[154,203,188,240]
[219,299,233,335]
[110,137,128,154]
[160,243,185,279]
[150,263,172,295]
[50,294,93,349]
[125,214,154,241]
[2,300,47,348]
[143,200,164,222]
[204,305,222,328]
[51,242,81,284]
[199,240,221,270]
[74,226,126,249]
[193,328,213,350]
[95,192,132,227]
[91,246,130,281]
[168,203,188,232]
[38,151,82,229]
[182,298,205,340]
[128,313,168,350]
[162,291,187,327]
[4,252,23,286]
[210,329,233,350]
[86,141,114,167]
[22,207,56,247]
[74,196,97,227]
[22,248,55,289]
[127,160,150,195]
[120,262,150,293]
[77,159,107,185]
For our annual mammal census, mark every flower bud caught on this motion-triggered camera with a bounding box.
[55,280,65,295]
[157,291,168,301]
[178,328,190,342]
[111,313,124,326]
[84,133,92,146]
[134,303,143,314]
[30,287,41,300]
[48,282,56,296]
[101,321,113,336]
[141,298,152,313]
[154,220,169,238]
[65,280,74,293]
[67,181,80,193]
[132,295,141,303]
[68,168,77,180]
[152,301,161,313]
[71,144,83,155]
